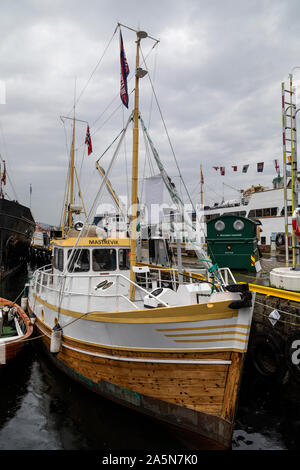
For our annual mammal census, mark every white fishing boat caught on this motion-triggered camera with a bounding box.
[27,24,255,450]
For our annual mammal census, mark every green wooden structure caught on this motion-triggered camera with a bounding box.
[206,215,261,272]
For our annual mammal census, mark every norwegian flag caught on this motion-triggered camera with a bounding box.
[85,125,92,155]
[220,167,225,176]
[274,159,280,173]
[232,165,237,172]
[120,30,130,108]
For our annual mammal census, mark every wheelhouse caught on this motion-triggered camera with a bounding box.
[52,238,131,275]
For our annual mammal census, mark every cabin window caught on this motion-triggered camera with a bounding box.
[92,249,116,271]
[215,220,225,232]
[249,208,278,218]
[54,248,64,271]
[119,249,130,270]
[67,249,90,272]
[271,207,278,216]
[261,237,266,245]
[281,206,292,216]
[233,219,244,231]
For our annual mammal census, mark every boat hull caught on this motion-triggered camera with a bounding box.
[32,314,245,449]
[0,298,33,368]
[0,198,35,280]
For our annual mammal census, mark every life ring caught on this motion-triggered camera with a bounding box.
[249,332,286,382]
[275,232,285,247]
[292,208,300,238]
[285,333,300,383]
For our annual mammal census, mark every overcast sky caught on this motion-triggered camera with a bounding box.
[0,0,299,226]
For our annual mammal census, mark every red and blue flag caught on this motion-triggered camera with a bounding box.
[120,30,130,108]
[85,125,92,155]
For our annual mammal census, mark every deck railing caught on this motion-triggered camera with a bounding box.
[31,266,174,311]
[31,263,235,313]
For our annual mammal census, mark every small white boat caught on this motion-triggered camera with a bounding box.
[0,298,33,367]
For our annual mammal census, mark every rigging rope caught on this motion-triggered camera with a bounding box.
[140,46,197,216]
[65,26,119,118]
[56,113,133,318]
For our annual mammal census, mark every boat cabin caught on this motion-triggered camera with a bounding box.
[52,237,131,275]
[51,231,171,276]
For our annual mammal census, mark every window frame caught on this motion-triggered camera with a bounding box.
[67,248,90,273]
[92,248,117,272]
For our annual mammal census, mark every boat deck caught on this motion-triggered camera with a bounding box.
[0,325,17,339]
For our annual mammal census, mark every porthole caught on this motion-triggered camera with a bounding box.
[233,219,244,231]
[215,220,225,232]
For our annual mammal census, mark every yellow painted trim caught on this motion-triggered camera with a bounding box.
[52,237,131,248]
[249,283,300,302]
[156,324,250,332]
[174,337,248,344]
[165,330,249,337]
[33,293,238,324]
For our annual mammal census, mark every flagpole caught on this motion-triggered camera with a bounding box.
[200,164,203,207]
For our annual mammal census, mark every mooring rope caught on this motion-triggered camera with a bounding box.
[255,299,300,320]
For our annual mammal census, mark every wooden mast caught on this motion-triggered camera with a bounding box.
[60,113,88,237]
[68,116,76,230]
[129,33,141,299]
[117,24,159,300]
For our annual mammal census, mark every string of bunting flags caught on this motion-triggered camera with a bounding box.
[212,159,280,176]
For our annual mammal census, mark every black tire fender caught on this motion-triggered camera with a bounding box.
[249,332,286,381]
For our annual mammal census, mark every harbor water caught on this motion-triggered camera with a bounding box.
[0,265,299,451]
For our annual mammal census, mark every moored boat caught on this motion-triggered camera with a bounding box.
[27,23,255,449]
[0,298,33,367]
[0,160,35,281]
